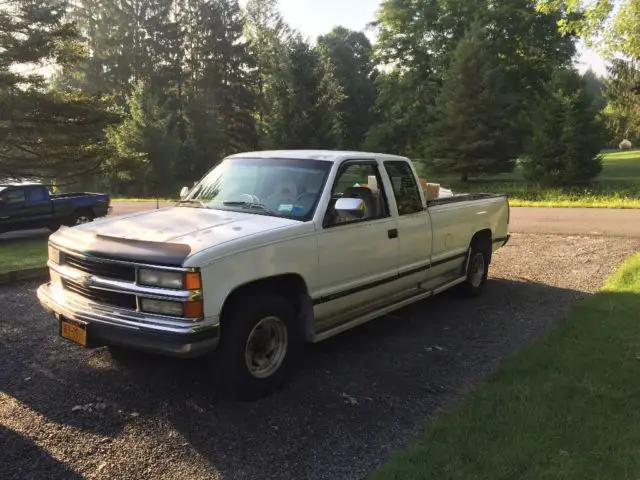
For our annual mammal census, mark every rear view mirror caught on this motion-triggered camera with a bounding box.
[335,197,366,219]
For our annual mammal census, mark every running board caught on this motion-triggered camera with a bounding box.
[313,276,467,343]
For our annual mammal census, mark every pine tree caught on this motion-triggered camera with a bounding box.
[0,0,118,180]
[603,59,640,143]
[425,24,517,182]
[317,27,377,150]
[266,37,344,149]
[523,68,605,186]
[106,81,179,196]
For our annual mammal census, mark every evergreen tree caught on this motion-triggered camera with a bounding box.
[425,25,517,182]
[106,81,179,196]
[0,0,118,180]
[317,27,377,150]
[243,0,295,148]
[603,59,640,143]
[522,68,605,186]
[267,37,344,149]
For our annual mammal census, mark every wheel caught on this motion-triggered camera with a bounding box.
[210,292,302,401]
[67,209,94,226]
[459,238,490,298]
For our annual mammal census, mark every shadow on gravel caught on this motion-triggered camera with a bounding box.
[1,277,589,479]
[0,426,83,480]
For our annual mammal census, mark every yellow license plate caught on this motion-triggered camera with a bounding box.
[60,319,88,347]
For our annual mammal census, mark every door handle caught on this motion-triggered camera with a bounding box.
[388,229,398,239]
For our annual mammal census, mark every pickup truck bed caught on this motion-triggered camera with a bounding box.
[38,149,509,400]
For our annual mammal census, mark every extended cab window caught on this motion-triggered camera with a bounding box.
[384,162,424,215]
[2,190,26,205]
[27,187,47,202]
[325,162,389,226]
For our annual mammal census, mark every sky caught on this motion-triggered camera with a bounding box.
[272,0,608,76]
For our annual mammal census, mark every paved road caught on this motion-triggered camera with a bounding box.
[3,203,640,243]
[110,202,640,237]
[2,233,639,479]
[508,207,640,237]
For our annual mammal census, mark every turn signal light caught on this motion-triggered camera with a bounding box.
[185,271,202,290]
[184,299,204,319]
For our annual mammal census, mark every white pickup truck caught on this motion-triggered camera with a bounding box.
[38,150,510,399]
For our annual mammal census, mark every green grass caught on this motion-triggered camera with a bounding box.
[371,252,640,480]
[420,149,640,208]
[0,238,48,273]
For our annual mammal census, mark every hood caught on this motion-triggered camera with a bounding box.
[52,206,301,261]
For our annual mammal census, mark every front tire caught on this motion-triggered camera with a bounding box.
[210,293,302,401]
[459,239,490,298]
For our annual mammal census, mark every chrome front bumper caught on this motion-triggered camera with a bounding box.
[37,282,220,358]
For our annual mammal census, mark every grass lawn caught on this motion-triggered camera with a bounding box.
[422,149,640,208]
[0,238,48,273]
[371,252,640,480]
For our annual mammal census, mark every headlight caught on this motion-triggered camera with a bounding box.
[48,245,61,265]
[138,269,201,290]
[140,298,184,316]
[138,269,184,288]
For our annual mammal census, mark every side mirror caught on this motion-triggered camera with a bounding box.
[334,197,366,219]
[179,186,190,199]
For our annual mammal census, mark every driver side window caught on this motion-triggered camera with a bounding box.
[325,162,390,227]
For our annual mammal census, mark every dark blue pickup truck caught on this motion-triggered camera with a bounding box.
[0,183,111,234]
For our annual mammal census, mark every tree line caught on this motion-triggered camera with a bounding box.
[1,0,638,196]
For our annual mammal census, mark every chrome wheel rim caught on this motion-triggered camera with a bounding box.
[245,316,288,379]
[76,215,92,224]
[470,253,485,288]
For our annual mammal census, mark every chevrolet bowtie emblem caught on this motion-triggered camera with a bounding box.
[77,275,94,288]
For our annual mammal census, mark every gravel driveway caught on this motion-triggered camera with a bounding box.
[1,233,638,480]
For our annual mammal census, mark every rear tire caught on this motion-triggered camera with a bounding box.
[209,292,302,401]
[459,238,490,298]
[67,209,94,227]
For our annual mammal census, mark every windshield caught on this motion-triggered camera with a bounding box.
[181,157,332,221]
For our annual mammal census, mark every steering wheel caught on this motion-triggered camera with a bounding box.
[237,193,261,204]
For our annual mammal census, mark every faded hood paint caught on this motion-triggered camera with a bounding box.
[57,206,301,256]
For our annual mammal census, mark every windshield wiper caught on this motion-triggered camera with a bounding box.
[222,201,275,214]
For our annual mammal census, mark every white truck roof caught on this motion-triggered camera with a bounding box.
[226,149,410,164]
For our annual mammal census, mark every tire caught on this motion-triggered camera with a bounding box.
[67,209,94,227]
[210,292,302,401]
[459,237,491,298]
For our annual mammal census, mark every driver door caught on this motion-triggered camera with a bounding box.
[313,159,400,332]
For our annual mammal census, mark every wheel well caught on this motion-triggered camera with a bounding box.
[470,229,493,262]
[220,274,314,341]
[73,207,94,218]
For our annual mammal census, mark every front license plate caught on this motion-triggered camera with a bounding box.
[60,319,88,347]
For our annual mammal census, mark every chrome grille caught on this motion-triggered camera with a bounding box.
[63,278,137,310]
[64,254,135,282]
